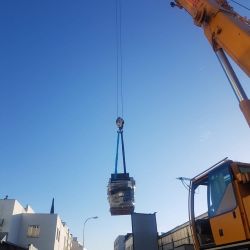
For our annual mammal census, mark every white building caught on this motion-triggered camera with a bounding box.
[114,235,125,250]
[72,237,83,250]
[0,199,82,250]
[124,234,133,250]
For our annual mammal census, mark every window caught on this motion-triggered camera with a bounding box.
[27,225,40,237]
[208,166,236,217]
[194,183,208,217]
[56,228,60,241]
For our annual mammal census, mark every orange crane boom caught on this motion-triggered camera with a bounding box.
[172,0,250,76]
[171,0,250,126]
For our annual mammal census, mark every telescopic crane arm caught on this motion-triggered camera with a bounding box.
[171,0,250,127]
[171,0,250,75]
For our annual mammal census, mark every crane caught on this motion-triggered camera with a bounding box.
[171,0,250,127]
[169,1,250,249]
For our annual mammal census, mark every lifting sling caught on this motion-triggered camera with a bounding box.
[114,117,126,176]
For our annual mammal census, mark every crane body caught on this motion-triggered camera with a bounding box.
[169,1,250,249]
[189,159,250,250]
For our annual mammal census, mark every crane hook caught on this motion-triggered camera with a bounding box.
[116,117,124,130]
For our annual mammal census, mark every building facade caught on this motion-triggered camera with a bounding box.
[124,234,133,250]
[158,220,194,250]
[0,199,82,250]
[114,235,125,250]
[118,215,198,250]
[71,238,83,250]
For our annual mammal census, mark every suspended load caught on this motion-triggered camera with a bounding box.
[107,117,136,216]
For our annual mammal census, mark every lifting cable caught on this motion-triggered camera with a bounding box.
[229,0,250,11]
[114,0,127,176]
[116,0,124,118]
[114,117,127,175]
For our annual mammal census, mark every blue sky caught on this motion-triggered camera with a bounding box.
[0,0,249,249]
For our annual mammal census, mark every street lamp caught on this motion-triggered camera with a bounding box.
[83,216,98,250]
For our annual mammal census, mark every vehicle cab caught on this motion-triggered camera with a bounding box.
[189,160,250,250]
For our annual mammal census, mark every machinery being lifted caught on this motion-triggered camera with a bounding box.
[189,159,250,250]
[107,117,135,216]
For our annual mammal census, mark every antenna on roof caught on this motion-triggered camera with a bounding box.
[50,198,55,214]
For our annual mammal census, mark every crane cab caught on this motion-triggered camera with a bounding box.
[189,160,250,250]
[107,173,135,215]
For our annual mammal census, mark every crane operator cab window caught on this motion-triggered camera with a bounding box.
[208,166,236,217]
